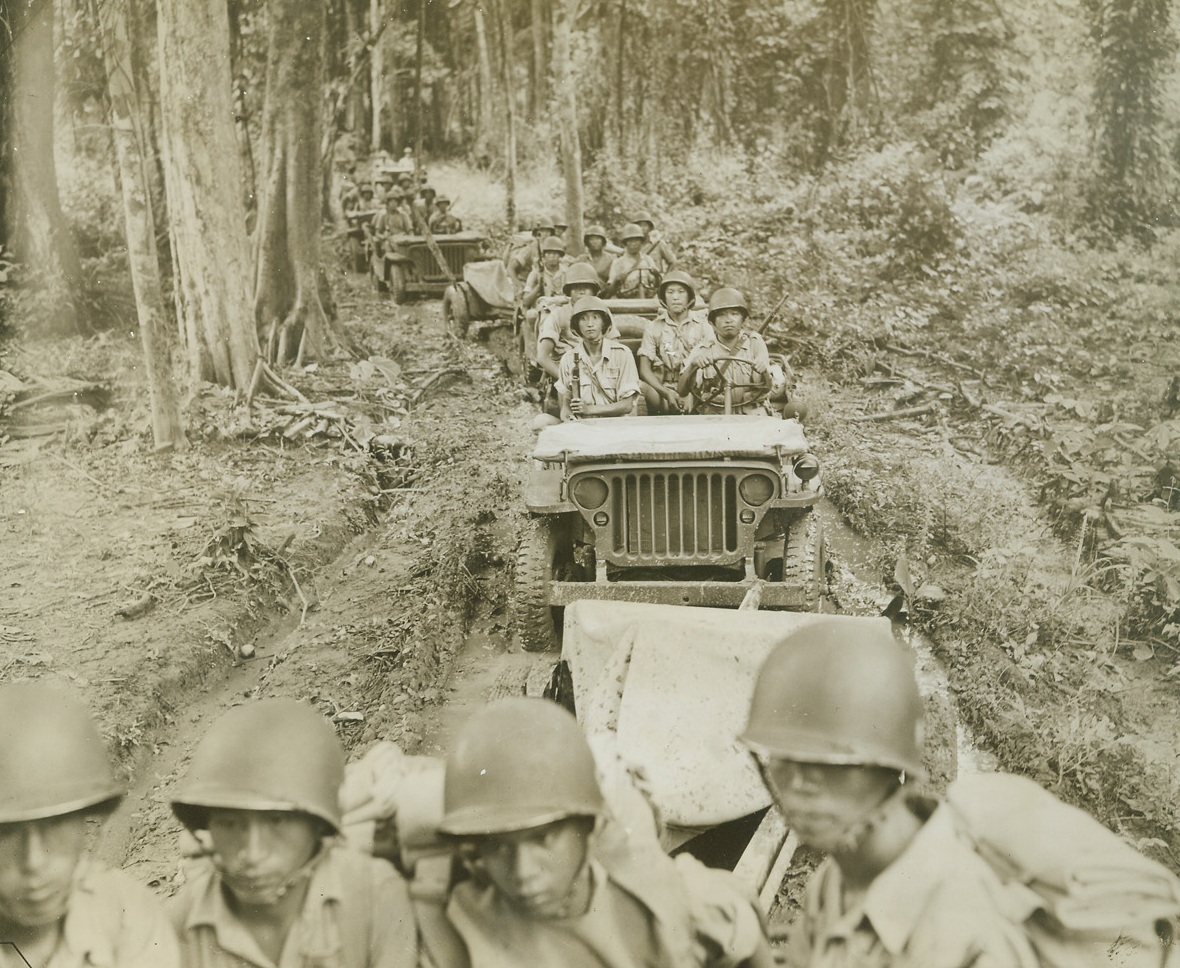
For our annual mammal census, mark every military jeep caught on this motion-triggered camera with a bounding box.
[514,415,825,652]
[372,232,486,304]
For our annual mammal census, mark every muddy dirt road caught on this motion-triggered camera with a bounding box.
[82,290,964,917]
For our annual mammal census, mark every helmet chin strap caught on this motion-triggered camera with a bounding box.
[755,757,912,856]
[216,840,326,907]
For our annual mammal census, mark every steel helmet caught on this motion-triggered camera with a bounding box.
[569,295,613,336]
[435,195,451,206]
[532,215,556,232]
[552,215,569,229]
[540,236,567,254]
[439,698,604,836]
[583,224,608,243]
[633,212,655,228]
[707,287,750,320]
[0,681,124,823]
[658,268,697,307]
[619,223,645,243]
[739,620,926,779]
[171,699,345,833]
[562,262,602,296]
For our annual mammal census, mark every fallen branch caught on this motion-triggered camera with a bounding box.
[883,342,987,379]
[855,402,938,422]
[410,368,467,406]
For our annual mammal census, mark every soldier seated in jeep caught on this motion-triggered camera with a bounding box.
[523,237,568,311]
[604,224,660,299]
[679,288,773,415]
[637,269,711,414]
[556,297,640,423]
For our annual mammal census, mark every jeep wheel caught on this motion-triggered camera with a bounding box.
[371,258,388,294]
[443,286,471,338]
[388,264,407,304]
[782,507,826,611]
[513,516,570,652]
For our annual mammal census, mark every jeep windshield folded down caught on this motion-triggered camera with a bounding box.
[515,414,825,651]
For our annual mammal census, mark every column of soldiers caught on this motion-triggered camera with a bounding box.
[5,614,1179,968]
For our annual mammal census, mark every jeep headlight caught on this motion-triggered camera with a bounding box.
[793,454,820,482]
[571,475,609,509]
[738,473,776,507]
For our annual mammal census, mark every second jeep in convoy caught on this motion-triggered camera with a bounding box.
[514,413,825,651]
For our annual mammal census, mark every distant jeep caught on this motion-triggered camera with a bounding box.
[514,415,825,652]
[372,232,486,304]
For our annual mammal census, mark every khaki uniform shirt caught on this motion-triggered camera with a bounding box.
[556,338,640,408]
[537,305,620,362]
[523,265,565,307]
[170,845,416,968]
[444,854,763,968]
[373,210,413,238]
[784,803,1040,968]
[428,213,463,234]
[0,861,180,968]
[574,250,615,286]
[683,332,771,413]
[607,254,660,298]
[638,310,711,382]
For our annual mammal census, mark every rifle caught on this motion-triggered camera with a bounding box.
[757,291,792,336]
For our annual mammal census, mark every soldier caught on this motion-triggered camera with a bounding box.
[507,216,557,288]
[679,288,772,414]
[170,699,417,968]
[604,224,660,299]
[573,224,615,287]
[558,297,641,421]
[356,182,376,212]
[369,191,414,262]
[638,269,711,414]
[429,197,463,234]
[552,215,570,250]
[0,681,179,968]
[739,622,1042,968]
[633,212,678,274]
[414,186,438,232]
[535,262,617,385]
[522,236,568,311]
[416,698,769,968]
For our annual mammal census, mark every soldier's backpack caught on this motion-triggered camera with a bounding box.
[946,772,1180,968]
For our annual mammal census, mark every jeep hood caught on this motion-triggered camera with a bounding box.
[532,415,810,462]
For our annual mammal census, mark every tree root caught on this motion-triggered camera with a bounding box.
[245,358,309,406]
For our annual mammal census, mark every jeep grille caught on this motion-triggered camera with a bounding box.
[407,243,468,281]
[609,470,739,560]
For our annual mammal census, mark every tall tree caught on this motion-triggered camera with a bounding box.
[530,0,549,119]
[99,0,185,450]
[8,0,83,332]
[370,0,383,151]
[553,0,583,250]
[253,0,341,365]
[157,0,259,388]
[1084,0,1176,237]
[490,0,517,228]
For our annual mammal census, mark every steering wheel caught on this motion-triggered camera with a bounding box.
[693,355,773,412]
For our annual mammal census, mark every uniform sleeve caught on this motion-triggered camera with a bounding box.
[750,336,770,375]
[615,347,641,399]
[607,258,627,286]
[637,321,660,362]
[368,862,419,968]
[537,310,562,347]
[672,854,768,968]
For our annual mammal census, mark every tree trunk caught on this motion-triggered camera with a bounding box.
[9,0,82,333]
[227,0,257,224]
[531,0,549,117]
[253,0,341,366]
[99,0,186,451]
[414,0,426,163]
[370,0,383,152]
[473,4,495,151]
[157,0,258,388]
[491,0,517,229]
[553,0,583,254]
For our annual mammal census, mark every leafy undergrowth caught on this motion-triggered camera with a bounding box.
[598,138,1180,863]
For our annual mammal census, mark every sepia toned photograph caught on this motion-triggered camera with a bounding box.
[1,0,1179,964]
